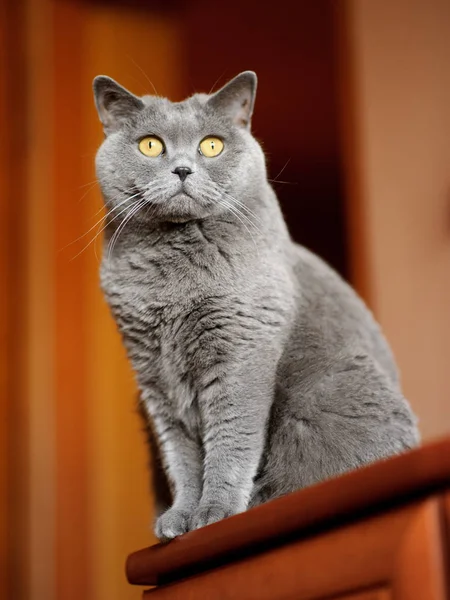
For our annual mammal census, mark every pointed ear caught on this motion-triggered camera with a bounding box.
[207,71,257,129]
[93,76,144,135]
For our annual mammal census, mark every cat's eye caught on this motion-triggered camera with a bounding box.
[199,137,224,158]
[138,136,164,157]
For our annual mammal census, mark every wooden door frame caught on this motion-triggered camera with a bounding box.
[336,0,450,439]
[1,1,30,599]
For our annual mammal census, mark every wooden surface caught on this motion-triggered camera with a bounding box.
[392,496,447,599]
[443,492,450,593]
[335,591,391,600]
[127,437,450,587]
[141,499,447,599]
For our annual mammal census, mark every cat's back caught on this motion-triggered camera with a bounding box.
[287,243,399,382]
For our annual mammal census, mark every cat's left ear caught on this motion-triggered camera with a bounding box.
[93,76,145,135]
[207,71,257,129]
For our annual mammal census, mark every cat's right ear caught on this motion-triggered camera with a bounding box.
[93,76,144,135]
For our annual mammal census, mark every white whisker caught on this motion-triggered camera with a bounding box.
[208,182,264,228]
[105,181,166,249]
[89,185,137,219]
[77,180,99,203]
[271,158,291,183]
[207,187,262,236]
[195,181,261,256]
[107,197,151,260]
[70,196,142,260]
[219,198,260,256]
[221,190,264,227]
[79,178,99,190]
[127,55,159,95]
[64,191,142,254]
[68,180,166,258]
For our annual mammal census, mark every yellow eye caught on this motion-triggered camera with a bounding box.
[199,137,224,158]
[138,136,164,157]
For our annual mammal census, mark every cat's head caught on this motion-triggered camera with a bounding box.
[93,72,266,224]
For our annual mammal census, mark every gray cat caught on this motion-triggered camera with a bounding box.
[92,71,419,540]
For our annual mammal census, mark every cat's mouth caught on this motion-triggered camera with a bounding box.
[160,191,208,223]
[139,182,213,222]
[168,190,196,202]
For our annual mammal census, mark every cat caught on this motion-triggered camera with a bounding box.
[92,71,419,540]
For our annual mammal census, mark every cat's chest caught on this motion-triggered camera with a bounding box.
[100,248,232,412]
[101,228,233,307]
[105,274,228,442]
[100,246,226,336]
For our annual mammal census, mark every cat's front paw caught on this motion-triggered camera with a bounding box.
[154,507,192,541]
[191,504,237,531]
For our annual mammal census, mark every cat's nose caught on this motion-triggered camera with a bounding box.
[172,166,192,182]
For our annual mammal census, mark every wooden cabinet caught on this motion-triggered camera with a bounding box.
[138,499,447,600]
[335,592,390,600]
[127,439,450,599]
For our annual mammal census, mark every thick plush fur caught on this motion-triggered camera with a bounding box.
[93,72,419,540]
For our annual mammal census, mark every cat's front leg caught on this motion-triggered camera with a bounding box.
[191,366,273,530]
[146,409,203,540]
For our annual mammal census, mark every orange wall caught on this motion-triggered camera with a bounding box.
[80,7,186,599]
[6,1,186,599]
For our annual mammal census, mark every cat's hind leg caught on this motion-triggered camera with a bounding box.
[250,357,419,506]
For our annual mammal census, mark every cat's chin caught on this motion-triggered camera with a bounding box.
[158,193,211,223]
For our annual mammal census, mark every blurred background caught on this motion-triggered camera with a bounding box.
[1,0,449,598]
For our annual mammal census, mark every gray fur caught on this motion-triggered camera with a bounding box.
[92,72,419,540]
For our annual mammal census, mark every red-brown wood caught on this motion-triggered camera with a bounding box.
[442,493,450,597]
[393,496,447,600]
[0,1,28,599]
[127,437,450,586]
[334,591,391,600]
[141,499,446,599]
[185,0,347,277]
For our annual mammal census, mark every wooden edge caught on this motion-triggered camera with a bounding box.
[394,497,448,599]
[127,436,450,586]
[0,1,29,599]
[441,493,450,598]
[333,0,374,303]
[140,501,425,599]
